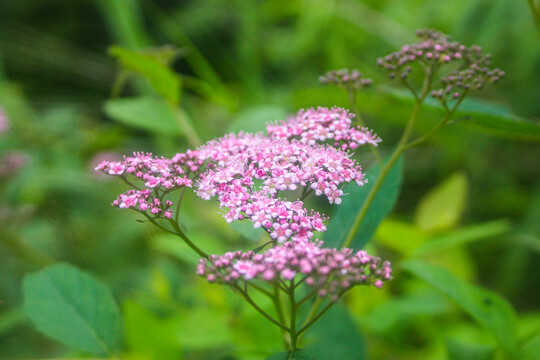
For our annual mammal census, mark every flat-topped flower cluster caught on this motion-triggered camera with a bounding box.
[198,240,392,300]
[96,106,392,300]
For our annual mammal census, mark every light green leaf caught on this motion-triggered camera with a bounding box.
[266,349,317,360]
[104,96,182,136]
[0,307,25,336]
[415,172,468,233]
[375,219,428,256]
[23,263,122,355]
[306,304,365,360]
[446,338,495,360]
[325,157,403,250]
[110,46,181,104]
[413,220,510,256]
[401,260,520,358]
[523,334,540,360]
[228,105,288,134]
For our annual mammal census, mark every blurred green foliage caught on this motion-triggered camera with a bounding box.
[0,0,539,359]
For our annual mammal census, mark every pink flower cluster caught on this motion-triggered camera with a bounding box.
[95,152,195,218]
[267,107,381,150]
[197,240,392,300]
[195,133,366,238]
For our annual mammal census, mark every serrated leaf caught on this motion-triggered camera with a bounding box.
[446,338,495,360]
[306,304,365,360]
[415,172,468,233]
[104,96,182,136]
[266,349,317,360]
[402,260,520,358]
[110,46,181,104]
[23,263,122,355]
[325,156,403,250]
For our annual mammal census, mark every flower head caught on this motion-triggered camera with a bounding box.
[198,240,392,301]
[319,69,373,91]
[377,29,504,102]
[267,107,380,150]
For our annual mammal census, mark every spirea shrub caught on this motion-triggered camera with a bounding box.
[95,29,504,356]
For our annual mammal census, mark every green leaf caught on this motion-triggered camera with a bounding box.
[266,349,317,360]
[401,260,520,358]
[227,105,288,134]
[415,172,468,233]
[23,263,122,355]
[325,156,403,250]
[110,46,181,104]
[306,304,365,360]
[385,89,540,142]
[375,219,428,256]
[523,334,540,360]
[104,96,183,136]
[446,338,495,360]
[413,220,510,256]
[363,291,451,333]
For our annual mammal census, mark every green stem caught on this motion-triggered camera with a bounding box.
[404,94,466,150]
[297,300,336,336]
[235,285,290,332]
[110,70,129,99]
[528,0,540,34]
[273,283,289,349]
[288,279,298,351]
[167,218,208,259]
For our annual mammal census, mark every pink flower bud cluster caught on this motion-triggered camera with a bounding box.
[377,29,504,102]
[267,107,381,150]
[0,107,9,135]
[197,240,392,300]
[319,69,373,91]
[0,152,28,178]
[95,152,195,218]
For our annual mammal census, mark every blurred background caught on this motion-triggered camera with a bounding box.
[0,0,539,359]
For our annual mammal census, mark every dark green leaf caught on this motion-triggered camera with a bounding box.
[446,338,496,360]
[266,349,317,360]
[110,46,181,104]
[305,304,365,360]
[104,96,182,136]
[325,156,403,250]
[402,260,520,358]
[23,263,122,355]
[385,89,540,142]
